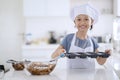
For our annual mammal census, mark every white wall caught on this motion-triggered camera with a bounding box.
[0,0,24,69]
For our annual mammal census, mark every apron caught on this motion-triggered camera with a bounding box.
[67,33,95,69]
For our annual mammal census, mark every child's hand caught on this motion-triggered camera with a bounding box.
[58,49,66,56]
[105,49,111,55]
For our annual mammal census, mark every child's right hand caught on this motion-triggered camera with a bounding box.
[57,49,66,56]
[52,49,66,59]
[51,45,66,59]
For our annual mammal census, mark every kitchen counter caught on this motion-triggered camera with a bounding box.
[3,58,119,80]
[105,52,120,79]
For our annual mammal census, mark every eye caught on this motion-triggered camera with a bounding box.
[85,18,89,21]
[77,19,81,21]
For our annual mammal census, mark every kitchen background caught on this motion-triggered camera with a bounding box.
[24,0,113,43]
[0,0,120,75]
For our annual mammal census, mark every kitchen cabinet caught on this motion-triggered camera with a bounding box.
[114,0,120,16]
[23,0,45,16]
[23,0,70,16]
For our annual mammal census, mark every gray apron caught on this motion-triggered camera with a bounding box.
[67,33,95,69]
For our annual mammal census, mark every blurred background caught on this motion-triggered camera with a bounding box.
[0,0,120,76]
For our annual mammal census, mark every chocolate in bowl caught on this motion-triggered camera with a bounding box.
[12,62,25,70]
[6,59,31,71]
[25,60,56,75]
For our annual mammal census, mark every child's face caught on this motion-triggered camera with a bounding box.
[74,14,93,32]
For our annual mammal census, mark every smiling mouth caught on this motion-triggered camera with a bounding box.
[79,26,86,29]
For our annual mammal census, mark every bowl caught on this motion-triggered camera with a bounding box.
[6,59,26,71]
[25,60,56,75]
[12,62,25,70]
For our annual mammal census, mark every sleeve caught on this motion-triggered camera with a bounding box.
[91,37,99,51]
[60,34,74,52]
[60,35,68,51]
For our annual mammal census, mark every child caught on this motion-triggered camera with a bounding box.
[51,4,111,69]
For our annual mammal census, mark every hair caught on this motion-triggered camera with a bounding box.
[90,25,93,30]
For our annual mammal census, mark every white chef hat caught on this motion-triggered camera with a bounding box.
[70,4,99,24]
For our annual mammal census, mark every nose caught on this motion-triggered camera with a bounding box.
[80,20,86,25]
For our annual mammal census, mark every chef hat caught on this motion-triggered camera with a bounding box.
[70,4,99,24]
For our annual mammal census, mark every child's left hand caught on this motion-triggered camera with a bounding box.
[105,49,111,55]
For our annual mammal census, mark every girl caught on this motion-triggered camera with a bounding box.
[51,4,111,69]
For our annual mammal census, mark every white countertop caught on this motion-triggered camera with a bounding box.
[105,53,120,78]
[3,58,119,80]
[4,68,119,80]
